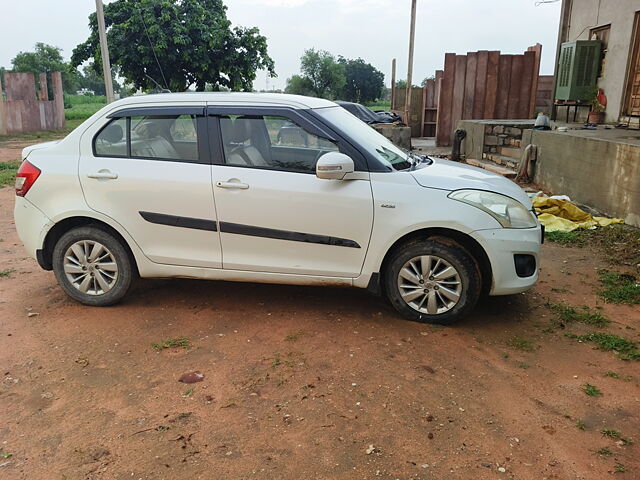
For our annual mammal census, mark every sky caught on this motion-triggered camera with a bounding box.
[0,0,562,90]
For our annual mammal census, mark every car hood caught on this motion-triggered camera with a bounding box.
[22,140,61,160]
[410,158,531,207]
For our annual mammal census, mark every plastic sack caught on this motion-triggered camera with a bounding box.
[532,197,623,232]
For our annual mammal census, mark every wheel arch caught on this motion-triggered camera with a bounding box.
[39,216,139,275]
[374,227,492,296]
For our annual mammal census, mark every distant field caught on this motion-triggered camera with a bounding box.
[64,94,107,121]
[363,100,391,111]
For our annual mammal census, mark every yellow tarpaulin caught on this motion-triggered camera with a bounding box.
[532,197,624,232]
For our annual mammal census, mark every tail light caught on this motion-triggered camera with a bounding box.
[15,160,41,197]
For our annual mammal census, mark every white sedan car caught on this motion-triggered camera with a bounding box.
[14,93,541,324]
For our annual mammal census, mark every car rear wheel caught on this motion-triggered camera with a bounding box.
[52,226,133,306]
[383,239,481,324]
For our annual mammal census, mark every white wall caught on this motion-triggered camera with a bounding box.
[566,0,639,122]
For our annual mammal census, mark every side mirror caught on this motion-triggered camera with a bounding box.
[316,152,355,180]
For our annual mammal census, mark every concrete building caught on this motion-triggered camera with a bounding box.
[555,0,640,125]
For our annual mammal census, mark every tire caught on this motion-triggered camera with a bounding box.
[383,239,481,324]
[52,226,133,306]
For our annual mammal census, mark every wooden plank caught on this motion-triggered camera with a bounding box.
[484,51,500,119]
[495,55,512,118]
[436,53,456,146]
[518,51,536,118]
[450,55,467,142]
[507,55,524,118]
[463,52,477,120]
[473,51,488,119]
[51,72,65,129]
[38,74,48,101]
[527,44,542,117]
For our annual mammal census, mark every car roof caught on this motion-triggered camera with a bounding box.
[109,92,337,110]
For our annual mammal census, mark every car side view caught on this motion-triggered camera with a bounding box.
[14,93,541,324]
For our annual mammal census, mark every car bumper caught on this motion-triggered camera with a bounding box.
[14,196,52,264]
[470,225,542,296]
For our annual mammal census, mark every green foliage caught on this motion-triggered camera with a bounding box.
[293,48,345,99]
[548,302,609,327]
[595,447,612,455]
[601,429,633,445]
[284,74,315,97]
[614,464,626,473]
[72,0,275,92]
[0,269,16,278]
[338,57,384,103]
[0,162,20,187]
[364,100,391,111]
[75,66,121,96]
[570,332,640,360]
[582,383,602,396]
[394,79,419,89]
[576,420,586,430]
[11,42,78,94]
[507,336,536,352]
[151,336,190,351]
[545,230,586,246]
[598,270,640,305]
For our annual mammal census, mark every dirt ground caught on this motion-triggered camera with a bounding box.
[1,142,639,479]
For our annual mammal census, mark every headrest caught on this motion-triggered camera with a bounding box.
[231,116,251,143]
[102,122,123,143]
[135,120,160,140]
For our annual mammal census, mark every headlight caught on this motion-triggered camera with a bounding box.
[448,189,537,228]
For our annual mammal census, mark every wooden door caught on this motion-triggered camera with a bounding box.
[625,12,640,116]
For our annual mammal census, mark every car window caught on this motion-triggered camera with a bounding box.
[94,117,128,157]
[218,114,338,173]
[131,115,198,161]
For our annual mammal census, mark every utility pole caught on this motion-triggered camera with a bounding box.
[405,0,417,131]
[391,58,397,110]
[96,0,115,103]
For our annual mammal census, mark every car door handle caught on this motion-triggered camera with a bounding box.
[87,170,118,180]
[216,181,249,190]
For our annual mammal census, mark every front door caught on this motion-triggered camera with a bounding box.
[208,109,374,277]
[625,12,640,116]
[79,107,222,268]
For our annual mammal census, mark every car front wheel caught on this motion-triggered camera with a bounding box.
[52,226,133,306]
[383,239,481,324]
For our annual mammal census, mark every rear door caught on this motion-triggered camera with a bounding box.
[207,106,374,277]
[79,105,222,268]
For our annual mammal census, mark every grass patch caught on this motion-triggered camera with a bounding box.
[615,464,626,473]
[65,102,106,120]
[599,270,640,305]
[517,362,530,369]
[603,371,632,381]
[0,269,15,278]
[545,230,587,246]
[576,420,587,430]
[363,100,391,111]
[601,429,633,445]
[569,332,640,360]
[507,336,536,352]
[583,383,602,397]
[0,162,20,188]
[285,331,303,342]
[0,452,12,459]
[548,302,609,328]
[595,447,612,456]
[151,336,190,351]
[181,388,195,398]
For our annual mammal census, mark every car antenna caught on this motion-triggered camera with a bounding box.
[138,6,170,92]
[144,73,171,94]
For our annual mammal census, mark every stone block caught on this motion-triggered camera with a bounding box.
[493,125,505,134]
[484,135,499,146]
[505,127,522,137]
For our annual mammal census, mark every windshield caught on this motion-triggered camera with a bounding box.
[316,106,411,170]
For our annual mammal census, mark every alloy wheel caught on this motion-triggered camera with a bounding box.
[63,240,118,296]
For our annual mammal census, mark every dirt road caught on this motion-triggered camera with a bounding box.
[0,184,638,480]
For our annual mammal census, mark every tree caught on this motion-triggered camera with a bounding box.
[77,66,121,96]
[298,49,345,99]
[11,43,77,93]
[71,0,275,92]
[338,57,384,103]
[284,74,315,97]
[394,79,419,89]
[421,75,435,87]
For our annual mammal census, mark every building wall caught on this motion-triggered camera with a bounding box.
[530,130,640,227]
[565,0,639,122]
